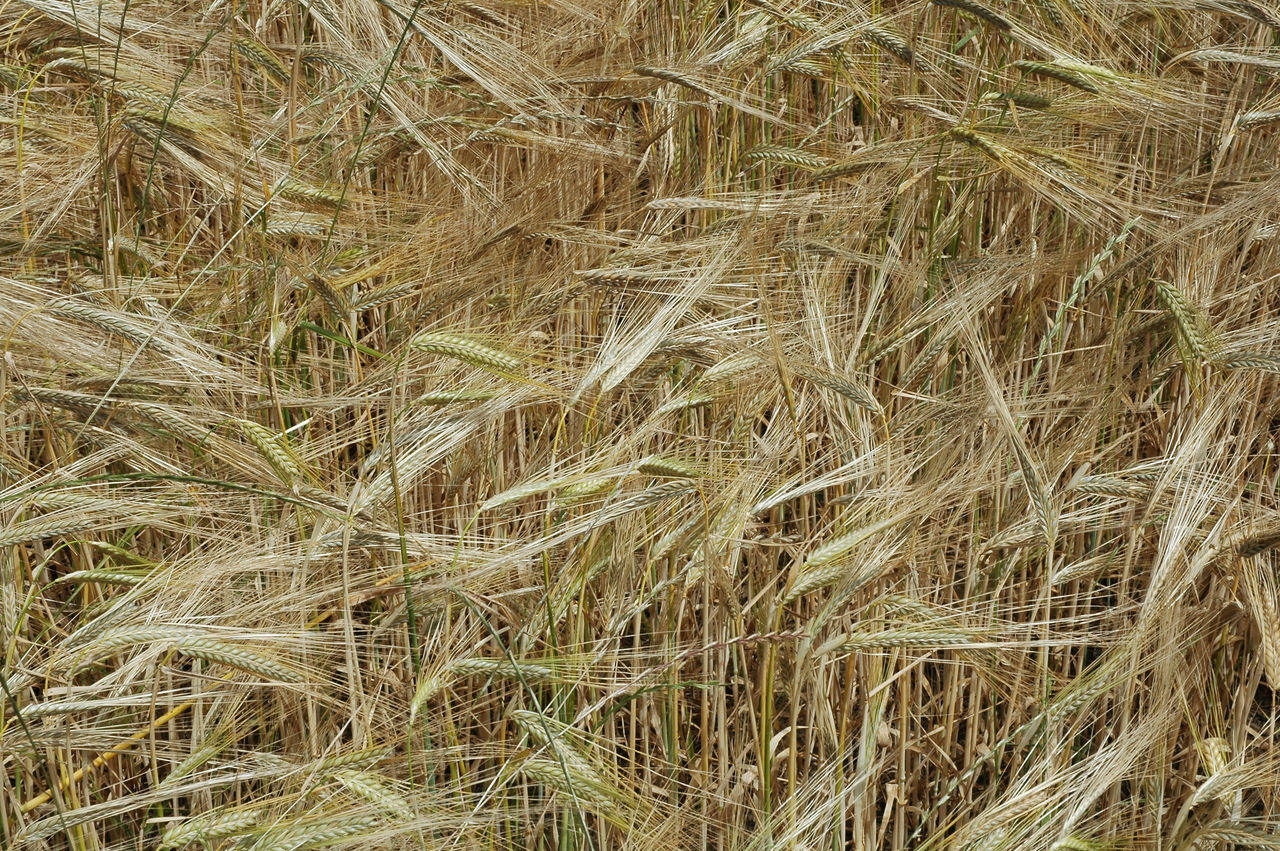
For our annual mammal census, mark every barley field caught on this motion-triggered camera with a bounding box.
[3,0,1280,847]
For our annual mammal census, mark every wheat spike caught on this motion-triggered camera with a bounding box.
[557,477,618,502]
[636,455,701,478]
[302,273,350,317]
[409,331,522,372]
[333,770,413,819]
[0,516,100,548]
[129,401,211,444]
[233,36,290,82]
[519,757,619,809]
[654,391,716,416]
[1214,350,1280,373]
[821,628,983,652]
[310,747,391,776]
[932,0,1012,30]
[416,388,498,405]
[354,279,418,311]
[238,418,304,485]
[703,351,760,382]
[11,385,115,414]
[277,178,345,209]
[790,363,879,411]
[1244,557,1280,691]
[159,808,263,848]
[863,26,916,66]
[88,625,202,650]
[252,815,381,851]
[408,667,451,721]
[610,481,697,515]
[800,514,906,572]
[1012,60,1102,93]
[449,656,557,681]
[1184,820,1280,848]
[50,300,177,355]
[56,568,150,586]
[950,126,1015,164]
[1071,474,1152,499]
[981,91,1052,110]
[739,145,828,170]
[1153,279,1211,362]
[480,474,575,510]
[1240,110,1280,129]
[174,639,305,684]
[510,710,613,800]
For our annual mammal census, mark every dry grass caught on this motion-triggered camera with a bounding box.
[3,0,1280,848]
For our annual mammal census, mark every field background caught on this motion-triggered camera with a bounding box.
[4,0,1280,847]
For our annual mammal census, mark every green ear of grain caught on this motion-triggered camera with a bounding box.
[655,391,716,416]
[0,516,99,548]
[739,145,829,170]
[1012,60,1101,93]
[1238,527,1280,557]
[1240,110,1280,130]
[1153,279,1216,368]
[233,36,290,82]
[932,0,1011,30]
[557,476,618,502]
[1213,350,1280,374]
[981,91,1052,110]
[863,26,916,66]
[277,178,346,209]
[801,514,906,571]
[408,666,451,722]
[703,351,760,382]
[637,455,701,478]
[56,568,151,586]
[519,757,620,809]
[449,656,558,682]
[50,300,177,355]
